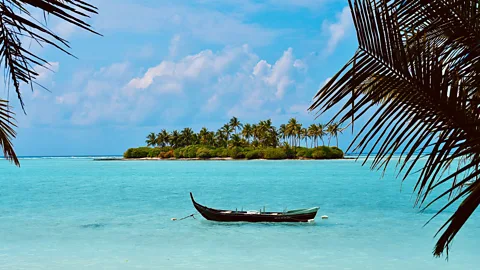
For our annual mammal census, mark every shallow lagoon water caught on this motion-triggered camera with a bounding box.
[0,158,478,269]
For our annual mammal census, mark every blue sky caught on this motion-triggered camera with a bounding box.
[4,0,360,156]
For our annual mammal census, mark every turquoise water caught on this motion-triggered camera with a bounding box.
[0,158,478,269]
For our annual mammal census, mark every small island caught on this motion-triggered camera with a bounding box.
[124,117,345,160]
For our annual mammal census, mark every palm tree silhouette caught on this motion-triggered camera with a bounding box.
[308,0,480,256]
[0,1,99,166]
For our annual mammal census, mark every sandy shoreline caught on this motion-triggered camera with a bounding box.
[94,157,355,161]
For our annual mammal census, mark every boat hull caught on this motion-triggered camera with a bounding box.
[190,193,318,223]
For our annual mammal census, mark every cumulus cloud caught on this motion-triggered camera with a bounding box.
[323,7,352,54]
[38,45,308,127]
[127,45,256,91]
[169,34,181,57]
[251,48,297,100]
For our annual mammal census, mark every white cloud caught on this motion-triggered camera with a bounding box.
[323,7,352,54]
[253,47,295,99]
[55,93,79,105]
[127,45,255,91]
[169,34,181,57]
[47,45,308,126]
[293,59,307,71]
[53,21,76,38]
[35,62,60,82]
[94,1,279,47]
[96,62,130,78]
[203,93,219,112]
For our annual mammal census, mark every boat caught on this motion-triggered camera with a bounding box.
[190,192,319,222]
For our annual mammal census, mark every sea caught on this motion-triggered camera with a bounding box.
[0,156,478,269]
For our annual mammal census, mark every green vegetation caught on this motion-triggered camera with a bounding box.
[124,117,344,160]
[124,145,343,160]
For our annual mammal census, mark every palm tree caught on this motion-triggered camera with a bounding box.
[198,127,210,145]
[229,134,242,148]
[316,124,326,146]
[221,124,233,141]
[145,133,157,147]
[308,0,480,257]
[251,124,260,146]
[242,124,253,143]
[181,128,194,146]
[0,1,99,166]
[229,117,243,135]
[215,130,227,148]
[301,128,308,148]
[156,129,169,147]
[169,130,180,148]
[279,124,287,144]
[326,123,342,147]
[307,124,318,148]
[286,118,298,147]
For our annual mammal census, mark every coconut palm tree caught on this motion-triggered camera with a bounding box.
[229,134,242,148]
[0,1,99,166]
[279,124,287,144]
[215,130,227,148]
[308,0,480,256]
[156,129,169,147]
[181,128,194,146]
[301,128,308,148]
[229,117,243,135]
[286,118,298,147]
[145,133,157,147]
[221,124,233,142]
[242,124,253,143]
[326,123,342,147]
[316,124,326,146]
[307,124,318,147]
[198,127,210,145]
[251,124,260,146]
[169,130,180,148]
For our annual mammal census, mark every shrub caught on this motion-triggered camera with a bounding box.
[123,147,151,158]
[210,147,226,157]
[304,149,313,158]
[228,147,243,159]
[174,148,184,158]
[330,147,344,158]
[245,150,262,160]
[196,148,212,159]
[263,148,287,159]
[296,148,313,159]
[235,152,246,159]
[186,146,199,158]
[161,150,175,158]
[148,148,162,158]
[312,149,327,159]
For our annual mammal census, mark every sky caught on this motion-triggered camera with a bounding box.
[3,0,360,156]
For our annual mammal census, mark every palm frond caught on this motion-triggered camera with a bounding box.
[0,1,98,166]
[309,0,480,257]
[0,99,19,166]
[0,0,99,112]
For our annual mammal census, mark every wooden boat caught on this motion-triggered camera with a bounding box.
[190,192,319,222]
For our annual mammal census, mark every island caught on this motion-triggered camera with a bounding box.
[124,117,345,160]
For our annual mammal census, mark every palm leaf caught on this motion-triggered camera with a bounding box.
[0,99,19,166]
[0,1,98,166]
[309,0,480,257]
